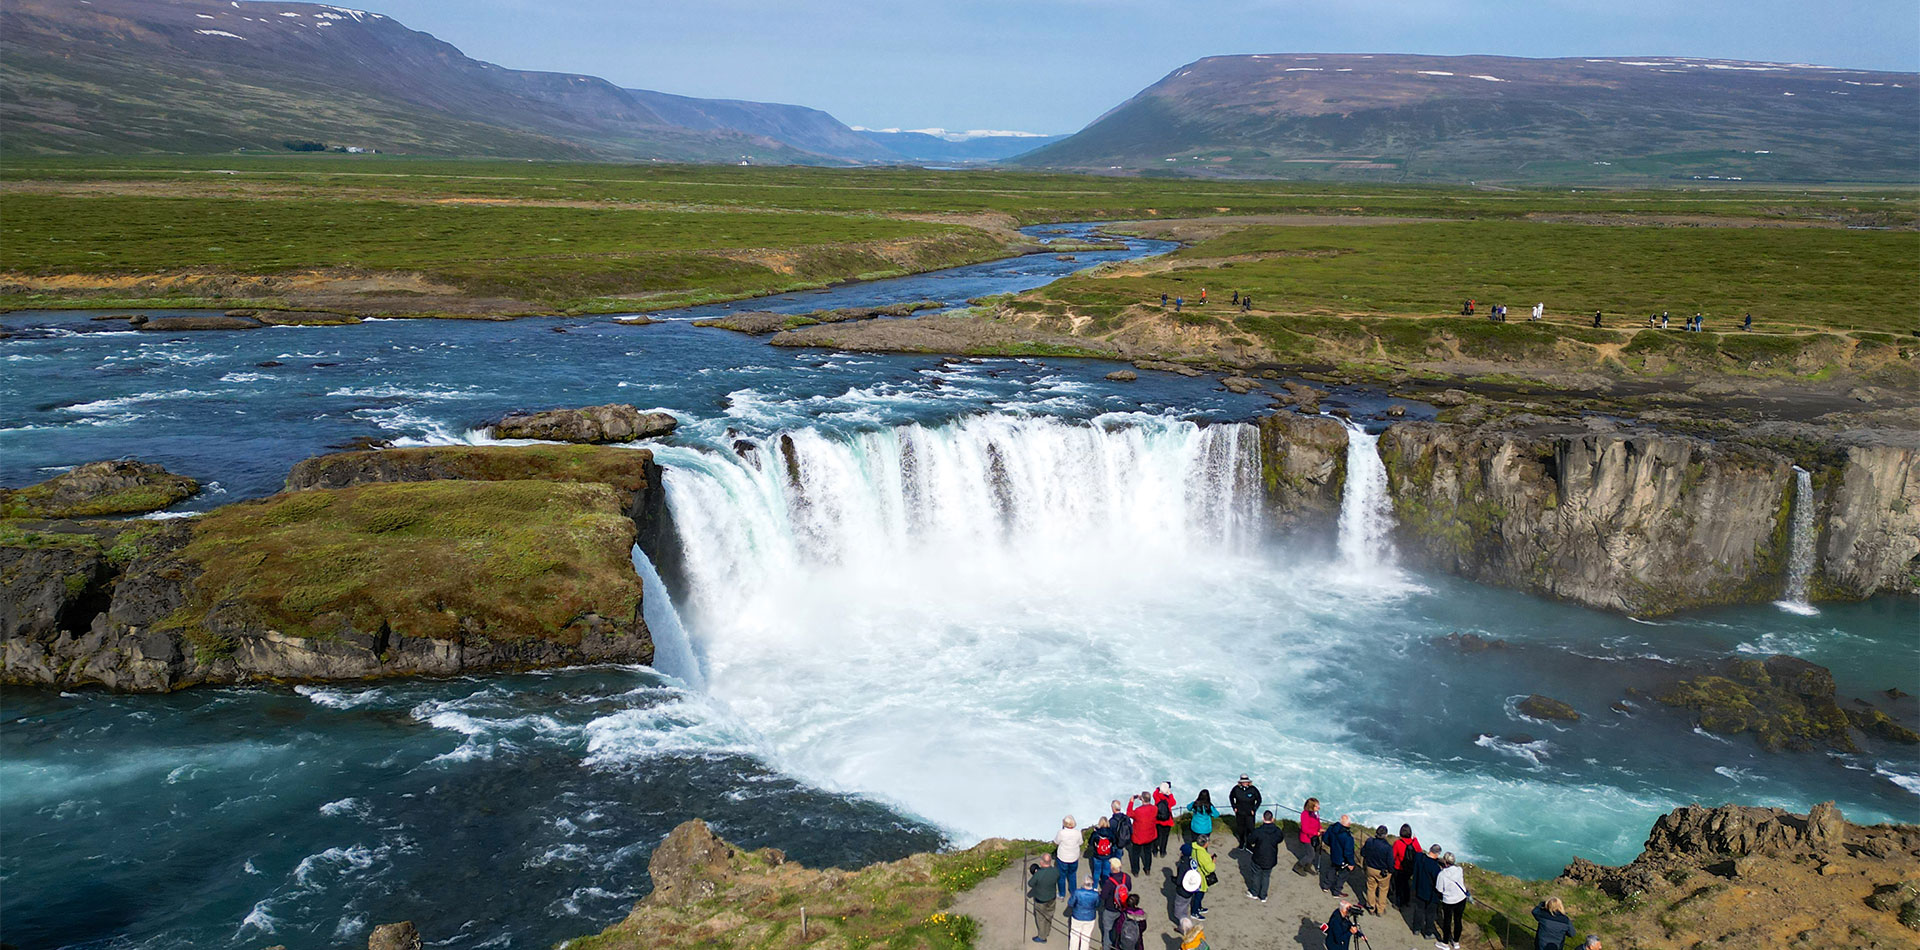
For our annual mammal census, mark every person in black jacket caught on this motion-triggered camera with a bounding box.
[1409,843,1444,939]
[1323,899,1363,950]
[1321,814,1356,897]
[1227,775,1261,853]
[1532,896,1576,950]
[1245,810,1284,902]
[1359,825,1393,913]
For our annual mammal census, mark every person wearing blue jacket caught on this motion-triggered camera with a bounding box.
[1321,814,1356,897]
[1409,843,1445,940]
[1065,883,1101,950]
[1322,899,1364,950]
[1185,790,1219,838]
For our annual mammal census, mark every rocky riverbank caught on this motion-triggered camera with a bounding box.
[0,444,659,691]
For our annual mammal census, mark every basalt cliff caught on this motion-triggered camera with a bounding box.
[1,445,658,691]
[1259,409,1919,614]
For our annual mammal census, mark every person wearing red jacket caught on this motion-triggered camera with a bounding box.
[1151,783,1177,858]
[1389,823,1423,908]
[1128,793,1160,876]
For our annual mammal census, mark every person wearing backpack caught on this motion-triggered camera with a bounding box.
[1245,810,1284,902]
[1110,893,1147,950]
[1065,880,1101,950]
[1128,793,1159,875]
[1027,854,1061,943]
[1152,783,1178,857]
[1174,852,1203,924]
[1088,818,1117,890]
[1107,800,1132,862]
[1097,858,1132,950]
[1185,790,1218,839]
[1389,823,1423,908]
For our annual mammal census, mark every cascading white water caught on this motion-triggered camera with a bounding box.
[633,545,705,689]
[1774,466,1820,616]
[1335,419,1396,571]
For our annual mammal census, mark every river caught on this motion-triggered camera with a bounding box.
[2,225,1914,950]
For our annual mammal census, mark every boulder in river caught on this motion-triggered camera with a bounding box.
[368,921,422,950]
[1654,654,1858,752]
[1517,693,1581,721]
[1,459,198,518]
[1220,375,1263,394]
[1105,370,1138,382]
[490,404,677,444]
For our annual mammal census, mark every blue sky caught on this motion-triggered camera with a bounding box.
[360,0,1920,133]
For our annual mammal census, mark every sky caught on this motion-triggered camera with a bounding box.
[360,0,1920,133]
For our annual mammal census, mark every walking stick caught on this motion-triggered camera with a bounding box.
[1020,851,1029,944]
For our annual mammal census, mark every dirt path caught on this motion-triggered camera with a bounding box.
[953,836,1448,950]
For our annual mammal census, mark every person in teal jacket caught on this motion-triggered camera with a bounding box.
[1185,789,1219,838]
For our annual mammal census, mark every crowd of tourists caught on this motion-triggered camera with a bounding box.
[1021,776,1602,950]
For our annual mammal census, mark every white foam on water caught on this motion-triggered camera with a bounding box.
[1876,764,1920,796]
[1474,735,1552,768]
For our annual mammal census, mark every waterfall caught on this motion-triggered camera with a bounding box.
[650,413,1263,633]
[1774,466,1819,616]
[1336,419,1396,571]
[632,545,706,689]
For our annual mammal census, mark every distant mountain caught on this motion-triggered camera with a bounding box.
[1016,54,1920,183]
[0,0,877,164]
[852,128,1068,164]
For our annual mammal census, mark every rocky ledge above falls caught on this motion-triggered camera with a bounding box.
[1258,410,1919,614]
[2,446,657,692]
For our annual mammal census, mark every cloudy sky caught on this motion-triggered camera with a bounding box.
[361,0,1920,133]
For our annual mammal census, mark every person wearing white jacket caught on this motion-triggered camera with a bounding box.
[1054,816,1084,899]
[1435,852,1469,950]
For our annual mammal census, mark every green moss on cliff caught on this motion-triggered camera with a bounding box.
[182,480,641,643]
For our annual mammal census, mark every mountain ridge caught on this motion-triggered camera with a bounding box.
[1015,52,1920,183]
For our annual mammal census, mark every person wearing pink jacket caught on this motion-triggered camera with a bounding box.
[1293,797,1325,879]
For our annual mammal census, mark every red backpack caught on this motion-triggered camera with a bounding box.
[1095,835,1113,857]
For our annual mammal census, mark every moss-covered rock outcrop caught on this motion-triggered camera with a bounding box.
[1,447,656,691]
[1653,654,1870,752]
[0,459,198,518]
[1257,410,1347,533]
[566,819,1033,950]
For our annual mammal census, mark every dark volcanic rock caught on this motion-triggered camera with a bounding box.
[1105,370,1138,382]
[489,404,678,444]
[137,314,264,331]
[1654,654,1857,752]
[1257,411,1347,532]
[368,921,422,950]
[1435,631,1509,652]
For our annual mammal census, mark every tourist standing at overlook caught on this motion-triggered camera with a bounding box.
[1293,796,1323,876]
[1089,818,1117,889]
[1097,858,1131,950]
[1065,879,1101,950]
[1128,793,1159,875]
[1532,896,1576,950]
[1152,783,1178,857]
[1360,824,1394,913]
[1228,775,1262,852]
[1322,899,1364,950]
[1186,789,1219,839]
[1054,816,1083,899]
[1026,854,1059,944]
[1245,810,1284,902]
[1436,851,1470,950]
[1390,823,1422,907]
[1409,843,1445,940]
[1107,800,1133,871]
[1323,814,1357,897]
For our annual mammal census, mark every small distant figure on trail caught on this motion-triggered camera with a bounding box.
[1026,854,1060,943]
[1693,312,1704,332]
[1743,312,1753,332]
[1228,774,1262,852]
[1174,297,1183,312]
[1592,310,1603,328]
[1199,288,1208,305]
[1660,313,1669,330]
[1531,895,1576,950]
[1532,302,1544,321]
[1241,296,1252,312]
[1161,292,1169,308]
[1462,299,1476,316]
[1321,899,1364,950]
[1231,290,1240,305]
